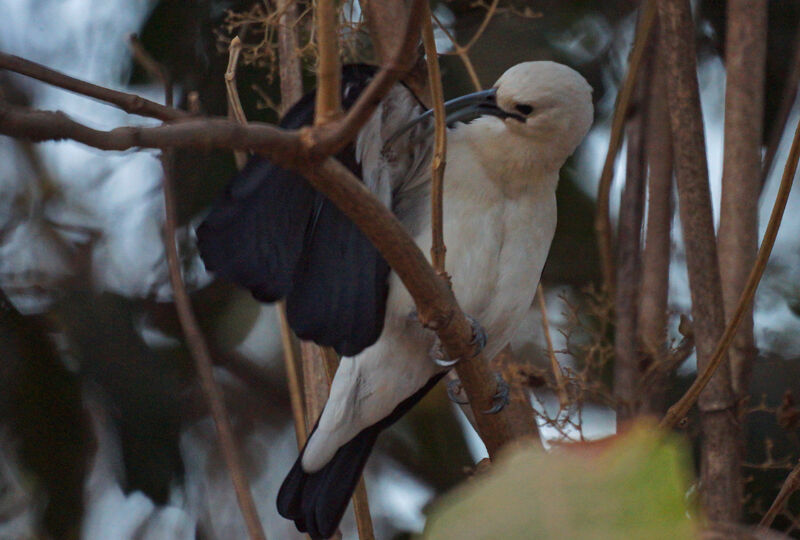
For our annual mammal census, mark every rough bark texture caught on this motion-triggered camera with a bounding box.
[657,0,741,522]
[613,56,649,423]
[718,0,766,401]
[276,0,303,112]
[638,21,673,416]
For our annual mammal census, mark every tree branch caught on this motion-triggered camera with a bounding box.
[309,0,426,156]
[594,0,657,299]
[660,111,800,430]
[276,0,304,111]
[314,0,342,125]
[0,51,185,121]
[613,40,651,423]
[421,3,448,278]
[718,0,767,400]
[760,459,800,528]
[656,0,741,521]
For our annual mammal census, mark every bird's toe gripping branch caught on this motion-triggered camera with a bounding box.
[429,314,487,368]
[446,372,510,414]
[484,372,510,414]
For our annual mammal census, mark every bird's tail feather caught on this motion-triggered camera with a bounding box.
[277,423,380,539]
[277,371,447,538]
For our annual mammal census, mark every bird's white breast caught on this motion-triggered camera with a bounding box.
[416,133,557,360]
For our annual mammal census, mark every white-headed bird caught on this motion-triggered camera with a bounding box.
[197,61,593,539]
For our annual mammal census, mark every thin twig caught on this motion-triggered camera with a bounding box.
[431,11,481,91]
[351,480,375,540]
[0,51,185,121]
[314,0,342,125]
[225,36,248,169]
[537,284,567,408]
[421,3,448,278]
[274,0,308,452]
[127,34,173,108]
[761,459,800,527]
[277,302,307,447]
[161,152,267,540]
[276,0,304,111]
[460,0,501,52]
[433,0,499,91]
[660,110,800,429]
[147,43,266,539]
[613,40,651,423]
[637,23,672,372]
[761,27,800,190]
[223,41,308,451]
[594,0,657,299]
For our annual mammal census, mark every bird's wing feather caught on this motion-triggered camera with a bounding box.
[198,65,423,355]
[196,158,316,302]
[285,167,391,356]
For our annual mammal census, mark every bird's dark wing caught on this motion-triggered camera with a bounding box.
[196,157,316,302]
[285,163,391,356]
[197,64,390,354]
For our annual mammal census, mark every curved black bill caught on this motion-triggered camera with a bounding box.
[385,88,521,148]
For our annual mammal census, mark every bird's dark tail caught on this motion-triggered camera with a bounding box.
[277,423,380,539]
[277,372,446,539]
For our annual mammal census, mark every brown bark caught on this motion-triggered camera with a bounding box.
[595,0,658,298]
[276,0,303,112]
[613,52,650,423]
[314,0,342,125]
[421,4,448,276]
[362,1,430,106]
[162,152,267,540]
[656,0,740,522]
[0,51,185,121]
[360,0,409,66]
[637,27,673,415]
[660,117,800,430]
[718,0,767,401]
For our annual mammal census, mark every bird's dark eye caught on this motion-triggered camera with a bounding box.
[515,104,534,116]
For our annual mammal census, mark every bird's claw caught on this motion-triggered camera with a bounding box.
[428,314,487,367]
[445,372,510,414]
[466,314,487,358]
[483,372,510,414]
[446,379,469,405]
[430,339,459,367]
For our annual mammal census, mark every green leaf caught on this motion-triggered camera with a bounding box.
[423,423,697,540]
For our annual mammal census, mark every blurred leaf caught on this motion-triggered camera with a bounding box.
[423,422,697,540]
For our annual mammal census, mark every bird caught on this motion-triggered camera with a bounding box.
[196,60,593,538]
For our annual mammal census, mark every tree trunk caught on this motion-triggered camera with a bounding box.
[718,0,766,401]
[657,0,741,522]
[637,23,674,415]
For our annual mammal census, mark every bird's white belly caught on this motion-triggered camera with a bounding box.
[442,185,556,359]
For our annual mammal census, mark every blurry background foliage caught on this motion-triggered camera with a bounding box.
[1,1,800,539]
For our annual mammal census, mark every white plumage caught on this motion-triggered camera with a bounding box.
[302,61,593,472]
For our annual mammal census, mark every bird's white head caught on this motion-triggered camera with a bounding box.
[493,61,594,161]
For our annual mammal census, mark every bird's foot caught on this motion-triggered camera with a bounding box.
[484,372,510,414]
[429,314,487,368]
[446,379,469,405]
[445,372,510,414]
[467,314,488,357]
